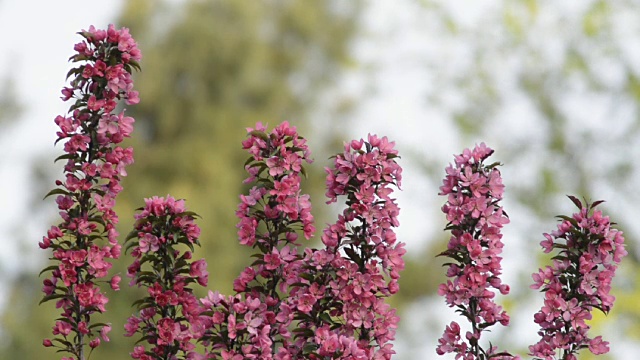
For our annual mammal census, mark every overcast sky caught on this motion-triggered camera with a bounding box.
[0,0,124,272]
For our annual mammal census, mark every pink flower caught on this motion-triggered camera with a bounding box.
[437,144,514,358]
[529,198,626,358]
[589,336,609,355]
[110,275,121,291]
[124,316,141,337]
[156,318,179,345]
[189,259,208,286]
[53,321,72,336]
[126,90,140,105]
[100,324,111,342]
[139,233,159,253]
[297,294,316,313]
[42,24,141,356]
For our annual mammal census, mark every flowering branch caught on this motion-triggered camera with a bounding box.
[39,24,141,360]
[198,121,314,358]
[288,135,405,359]
[436,144,515,359]
[38,24,630,359]
[529,196,627,360]
[124,195,206,360]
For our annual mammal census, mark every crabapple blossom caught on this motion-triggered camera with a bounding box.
[39,24,140,360]
[288,134,405,359]
[124,195,207,359]
[198,122,314,358]
[437,144,515,359]
[38,26,629,359]
[528,197,627,359]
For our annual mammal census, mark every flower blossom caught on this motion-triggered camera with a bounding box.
[125,195,207,359]
[198,122,314,358]
[288,134,405,359]
[437,144,516,359]
[40,24,140,359]
[529,197,627,359]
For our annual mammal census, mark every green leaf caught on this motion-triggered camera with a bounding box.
[54,154,77,164]
[556,215,579,228]
[131,298,146,308]
[52,338,73,348]
[124,240,139,254]
[43,188,69,200]
[65,67,81,80]
[129,59,142,72]
[299,273,315,282]
[124,230,139,243]
[39,293,68,305]
[177,210,201,218]
[319,312,333,324]
[344,247,361,266]
[39,265,59,277]
[249,130,269,141]
[89,322,110,329]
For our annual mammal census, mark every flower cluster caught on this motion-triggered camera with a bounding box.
[38,25,629,360]
[436,144,515,359]
[124,195,206,360]
[528,197,627,359]
[198,121,314,358]
[39,24,140,359]
[288,135,405,359]
[196,125,405,359]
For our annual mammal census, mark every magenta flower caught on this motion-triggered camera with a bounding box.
[287,134,404,359]
[198,122,315,359]
[528,197,627,359]
[190,259,209,287]
[125,195,206,360]
[437,144,515,359]
[39,24,140,360]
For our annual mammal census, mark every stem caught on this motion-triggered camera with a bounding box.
[469,297,480,357]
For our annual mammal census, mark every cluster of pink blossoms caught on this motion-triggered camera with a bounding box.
[198,121,314,358]
[125,195,206,360]
[436,144,516,359]
[288,135,405,359]
[40,24,141,359]
[528,197,627,359]
[40,27,629,359]
[196,125,405,360]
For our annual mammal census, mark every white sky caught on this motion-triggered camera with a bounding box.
[0,0,125,271]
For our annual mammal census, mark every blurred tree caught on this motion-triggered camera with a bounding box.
[0,75,22,272]
[0,76,22,125]
[116,0,360,293]
[0,0,361,358]
[398,0,640,358]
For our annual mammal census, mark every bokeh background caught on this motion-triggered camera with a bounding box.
[1,0,639,358]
